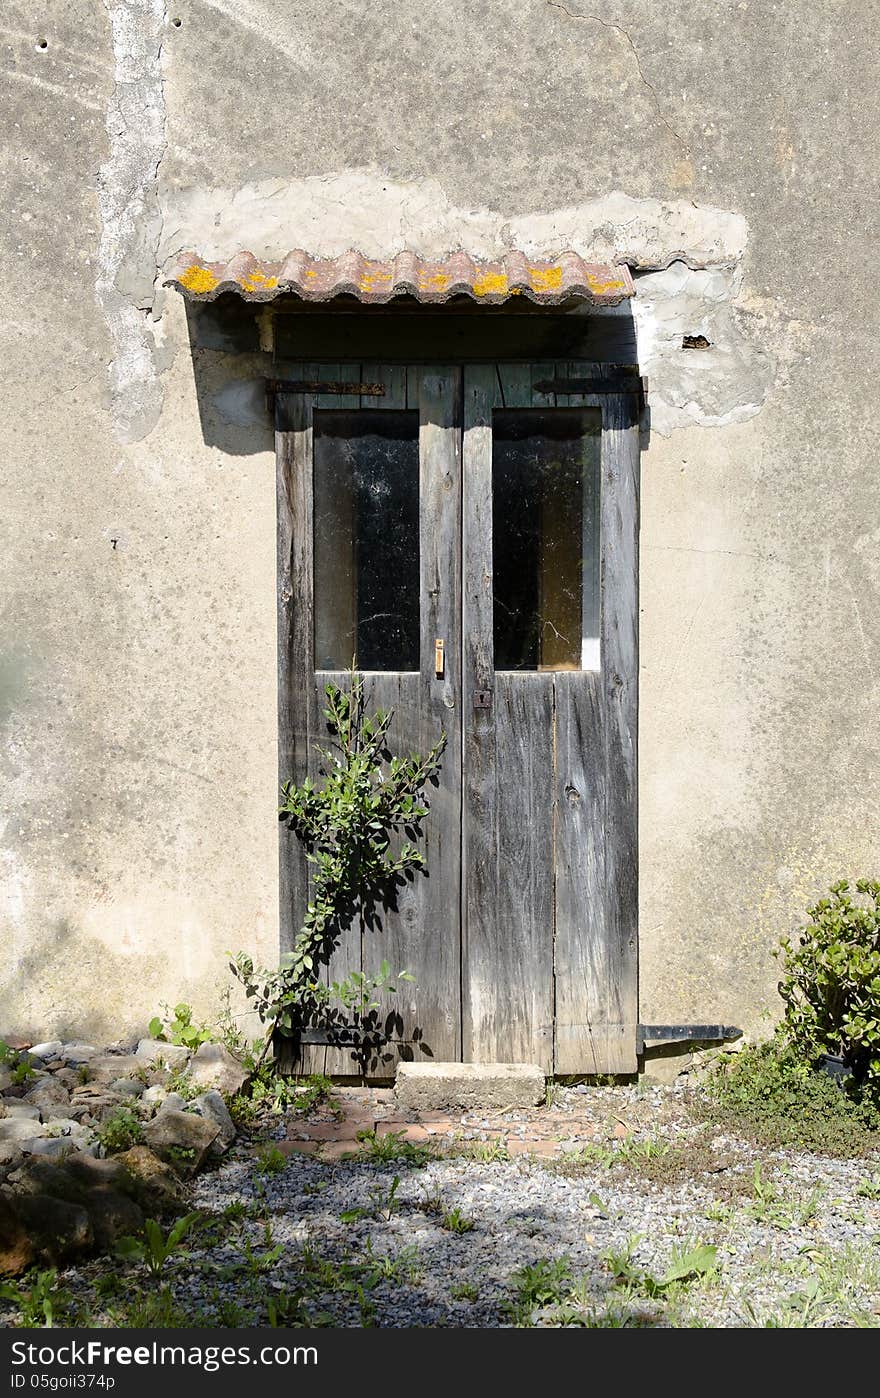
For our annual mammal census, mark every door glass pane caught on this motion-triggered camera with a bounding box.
[492,408,601,671]
[314,409,420,671]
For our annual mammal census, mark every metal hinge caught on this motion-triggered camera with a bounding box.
[637,1024,742,1051]
[266,377,385,404]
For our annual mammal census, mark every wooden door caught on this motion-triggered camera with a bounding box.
[275,364,462,1070]
[276,360,639,1075]
[462,365,639,1074]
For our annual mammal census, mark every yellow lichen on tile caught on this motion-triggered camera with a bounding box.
[417,271,451,292]
[585,272,629,296]
[239,269,279,293]
[179,264,219,294]
[472,271,509,297]
[528,265,563,293]
[360,269,393,291]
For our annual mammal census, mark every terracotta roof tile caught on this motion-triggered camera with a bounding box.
[164,249,634,307]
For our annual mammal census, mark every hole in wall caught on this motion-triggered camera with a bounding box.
[172,17,182,26]
[36,38,48,50]
[682,334,711,350]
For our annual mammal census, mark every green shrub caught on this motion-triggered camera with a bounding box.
[97,1106,143,1154]
[148,1003,213,1050]
[703,1040,880,1156]
[777,880,880,1095]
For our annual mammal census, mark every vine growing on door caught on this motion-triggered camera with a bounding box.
[231,672,446,1073]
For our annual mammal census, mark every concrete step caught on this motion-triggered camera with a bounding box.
[395,1062,545,1111]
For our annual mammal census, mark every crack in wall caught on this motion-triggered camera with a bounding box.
[95,0,168,442]
[546,1,690,157]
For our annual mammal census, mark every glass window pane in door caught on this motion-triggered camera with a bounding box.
[313,409,420,671]
[492,408,601,671]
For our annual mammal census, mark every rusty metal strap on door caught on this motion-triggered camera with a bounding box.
[266,377,386,399]
[531,376,648,397]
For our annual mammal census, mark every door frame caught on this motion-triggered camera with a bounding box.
[274,361,640,1074]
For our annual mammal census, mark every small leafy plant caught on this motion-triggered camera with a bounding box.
[254,1144,288,1177]
[0,1269,71,1328]
[231,673,445,1075]
[148,1002,213,1051]
[97,1105,143,1153]
[354,1128,433,1168]
[116,1213,201,1278]
[777,879,880,1094]
[0,1041,36,1086]
[441,1206,475,1234]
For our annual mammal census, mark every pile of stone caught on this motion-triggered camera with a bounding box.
[0,1035,249,1276]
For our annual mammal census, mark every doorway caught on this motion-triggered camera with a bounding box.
[275,362,639,1073]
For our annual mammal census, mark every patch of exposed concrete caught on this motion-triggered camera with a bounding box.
[157,171,773,435]
[95,0,167,442]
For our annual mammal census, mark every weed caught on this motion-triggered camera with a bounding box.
[148,1002,213,1051]
[451,1282,478,1302]
[116,1213,201,1277]
[601,1236,718,1301]
[254,1144,288,1176]
[117,1285,190,1328]
[702,1040,880,1156]
[858,1173,880,1200]
[341,1175,401,1223]
[355,1128,433,1167]
[96,1106,143,1154]
[545,1082,563,1108]
[0,1270,71,1327]
[555,1136,669,1174]
[506,1257,573,1323]
[455,1138,510,1164]
[441,1207,475,1234]
[165,1145,197,1173]
[226,1092,260,1130]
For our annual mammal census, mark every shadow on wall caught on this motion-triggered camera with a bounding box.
[182,294,648,456]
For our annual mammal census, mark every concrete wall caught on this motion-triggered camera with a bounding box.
[2,0,878,1046]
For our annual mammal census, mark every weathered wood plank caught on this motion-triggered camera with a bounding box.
[491,673,555,1067]
[553,670,609,1073]
[597,392,640,1073]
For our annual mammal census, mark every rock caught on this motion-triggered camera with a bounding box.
[14,1192,93,1265]
[42,1118,81,1136]
[87,1055,142,1083]
[23,1081,70,1109]
[0,1117,48,1144]
[68,1095,120,1124]
[60,1044,98,1064]
[23,1137,79,1160]
[0,1069,12,1092]
[111,1077,145,1097]
[191,1091,236,1152]
[0,1103,41,1120]
[0,1190,33,1275]
[52,1068,83,1089]
[141,1085,168,1110]
[115,1146,183,1208]
[184,1042,248,1097]
[86,1190,144,1251]
[157,1092,187,1114]
[136,1038,191,1071]
[0,1144,23,1171]
[143,1109,219,1174]
[64,1152,128,1191]
[28,1041,63,1060]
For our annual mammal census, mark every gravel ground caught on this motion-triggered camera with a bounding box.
[36,1082,880,1329]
